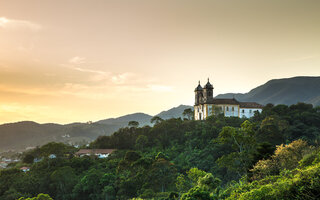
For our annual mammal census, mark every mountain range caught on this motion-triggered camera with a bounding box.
[216,76,320,106]
[0,105,192,152]
[1,76,319,152]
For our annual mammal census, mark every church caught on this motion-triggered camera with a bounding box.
[194,79,263,120]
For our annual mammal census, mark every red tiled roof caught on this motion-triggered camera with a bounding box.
[239,102,264,108]
[199,98,264,108]
[208,98,240,105]
[75,149,116,155]
[20,167,30,170]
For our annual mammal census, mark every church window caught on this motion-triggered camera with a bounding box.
[242,110,245,113]
[226,107,229,111]
[232,107,234,111]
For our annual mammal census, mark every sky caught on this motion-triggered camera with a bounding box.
[0,0,320,124]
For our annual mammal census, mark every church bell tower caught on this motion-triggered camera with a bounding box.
[203,78,214,103]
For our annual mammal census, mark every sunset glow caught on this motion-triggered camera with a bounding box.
[0,0,320,124]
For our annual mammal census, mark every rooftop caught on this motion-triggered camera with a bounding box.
[75,149,116,155]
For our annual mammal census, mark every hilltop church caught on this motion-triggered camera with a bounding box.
[194,79,263,120]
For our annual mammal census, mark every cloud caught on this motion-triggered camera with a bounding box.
[0,17,41,31]
[111,73,134,84]
[69,56,86,64]
[60,56,110,82]
[284,55,317,62]
[147,84,173,92]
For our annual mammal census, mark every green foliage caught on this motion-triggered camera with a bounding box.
[182,108,194,120]
[2,102,320,200]
[128,121,139,128]
[18,193,53,200]
[21,142,76,163]
[181,186,211,200]
[215,120,257,178]
[187,168,207,187]
[251,139,312,181]
[135,135,148,150]
[225,152,320,200]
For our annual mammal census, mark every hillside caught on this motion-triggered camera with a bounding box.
[157,105,193,119]
[3,102,320,200]
[0,121,119,152]
[216,76,320,106]
[0,105,192,152]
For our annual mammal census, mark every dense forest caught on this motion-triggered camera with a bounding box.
[1,103,320,200]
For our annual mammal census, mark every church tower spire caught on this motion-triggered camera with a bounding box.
[203,78,214,102]
[194,81,203,105]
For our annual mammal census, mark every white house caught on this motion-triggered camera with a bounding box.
[194,79,263,120]
[75,149,116,158]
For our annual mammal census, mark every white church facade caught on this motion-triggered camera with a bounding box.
[194,79,263,120]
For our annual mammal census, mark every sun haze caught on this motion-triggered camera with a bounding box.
[0,0,320,124]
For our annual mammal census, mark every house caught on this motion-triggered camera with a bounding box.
[194,79,263,120]
[20,167,30,172]
[49,154,57,159]
[75,149,116,158]
[0,162,8,169]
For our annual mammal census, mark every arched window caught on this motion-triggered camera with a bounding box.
[232,107,234,111]
[226,107,229,111]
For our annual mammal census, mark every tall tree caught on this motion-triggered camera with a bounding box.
[215,120,257,178]
[128,121,139,128]
[183,108,194,120]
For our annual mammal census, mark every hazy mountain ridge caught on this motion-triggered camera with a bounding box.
[1,76,319,152]
[216,76,320,106]
[0,105,191,151]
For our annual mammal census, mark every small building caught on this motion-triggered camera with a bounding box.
[194,79,263,120]
[20,167,30,172]
[75,149,116,158]
[0,162,8,169]
[49,154,57,159]
[33,158,43,163]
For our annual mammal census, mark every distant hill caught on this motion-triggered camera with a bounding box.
[97,104,192,127]
[0,121,119,152]
[0,105,192,152]
[97,113,153,127]
[2,76,319,152]
[216,76,320,106]
[157,105,193,119]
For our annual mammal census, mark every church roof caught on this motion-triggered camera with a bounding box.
[239,102,264,108]
[200,98,264,108]
[194,81,203,91]
[204,79,214,89]
[75,149,116,155]
[207,98,240,105]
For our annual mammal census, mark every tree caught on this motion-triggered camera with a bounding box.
[181,186,211,200]
[150,116,163,125]
[215,120,257,178]
[124,151,141,162]
[251,139,312,180]
[183,108,194,120]
[128,121,139,128]
[176,174,189,195]
[197,173,220,191]
[186,168,207,187]
[23,154,35,164]
[257,116,287,145]
[72,168,105,200]
[135,135,148,150]
[149,155,177,192]
[18,194,54,200]
[50,166,78,200]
